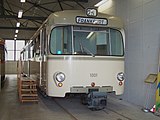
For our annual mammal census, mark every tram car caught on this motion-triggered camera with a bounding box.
[0,38,6,88]
[20,9,125,109]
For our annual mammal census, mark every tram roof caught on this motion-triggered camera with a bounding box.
[46,10,123,28]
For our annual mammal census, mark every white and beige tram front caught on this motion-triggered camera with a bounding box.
[46,11,125,97]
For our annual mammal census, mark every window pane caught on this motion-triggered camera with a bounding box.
[7,51,14,60]
[50,26,72,54]
[73,26,124,56]
[16,40,25,50]
[73,27,108,55]
[110,29,123,55]
[16,51,20,60]
[74,31,96,55]
[6,40,14,50]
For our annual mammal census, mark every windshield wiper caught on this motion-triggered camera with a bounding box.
[79,42,95,57]
[80,43,85,53]
[83,46,95,57]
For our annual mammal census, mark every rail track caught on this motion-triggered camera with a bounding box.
[53,98,79,120]
[52,97,133,120]
[103,108,133,120]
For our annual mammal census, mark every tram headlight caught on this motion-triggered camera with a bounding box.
[54,72,65,82]
[117,72,125,81]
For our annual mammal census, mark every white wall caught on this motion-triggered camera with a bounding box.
[5,61,17,74]
[99,0,160,108]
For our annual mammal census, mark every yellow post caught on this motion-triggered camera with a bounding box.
[156,72,160,112]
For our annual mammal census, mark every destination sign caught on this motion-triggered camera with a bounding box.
[76,16,108,25]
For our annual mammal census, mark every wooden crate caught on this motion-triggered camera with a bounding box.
[18,77,38,103]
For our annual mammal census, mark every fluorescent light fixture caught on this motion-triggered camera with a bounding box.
[20,0,26,2]
[16,22,20,27]
[53,14,59,17]
[94,0,109,7]
[97,0,113,13]
[15,34,18,37]
[86,32,94,39]
[18,10,23,18]
[15,29,19,33]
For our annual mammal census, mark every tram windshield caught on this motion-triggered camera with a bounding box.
[50,26,124,56]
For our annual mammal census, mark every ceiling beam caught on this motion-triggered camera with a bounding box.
[26,1,54,13]
[73,0,85,9]
[63,0,88,2]
[58,0,63,11]
[61,2,74,8]
[3,37,30,40]
[39,1,57,6]
[0,15,46,20]
[0,26,38,30]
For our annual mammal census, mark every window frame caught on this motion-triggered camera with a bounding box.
[5,40,25,61]
[49,25,73,55]
[49,25,124,56]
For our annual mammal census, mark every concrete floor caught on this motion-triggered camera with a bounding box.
[0,75,159,120]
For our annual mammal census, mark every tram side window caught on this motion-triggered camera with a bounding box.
[50,26,72,54]
[34,35,40,57]
[29,41,34,59]
[41,28,46,56]
[24,49,28,61]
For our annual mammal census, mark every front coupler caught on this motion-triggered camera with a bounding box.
[87,91,107,110]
